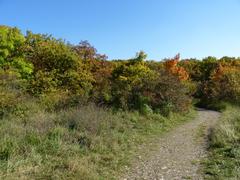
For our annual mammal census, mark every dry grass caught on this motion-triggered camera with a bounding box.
[204,104,240,179]
[0,101,195,179]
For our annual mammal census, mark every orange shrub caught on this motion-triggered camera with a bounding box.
[165,54,189,81]
[204,63,240,103]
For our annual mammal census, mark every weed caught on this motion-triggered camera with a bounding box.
[203,104,240,179]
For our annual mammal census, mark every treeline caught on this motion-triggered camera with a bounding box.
[1,25,240,117]
[1,25,240,179]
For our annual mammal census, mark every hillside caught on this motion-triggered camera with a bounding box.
[0,26,240,179]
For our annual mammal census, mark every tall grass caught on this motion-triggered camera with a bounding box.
[0,101,195,179]
[204,104,240,179]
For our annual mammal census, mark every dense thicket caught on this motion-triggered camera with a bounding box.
[1,26,240,117]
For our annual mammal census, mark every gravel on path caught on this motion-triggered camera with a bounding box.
[122,109,220,180]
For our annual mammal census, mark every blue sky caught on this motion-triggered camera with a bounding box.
[1,0,240,60]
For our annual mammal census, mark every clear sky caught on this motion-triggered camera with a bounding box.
[1,0,240,60]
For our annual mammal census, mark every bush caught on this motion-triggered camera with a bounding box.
[0,70,27,118]
[146,70,192,115]
[24,32,93,96]
[0,26,33,79]
[140,104,153,115]
[203,64,240,105]
[111,53,153,110]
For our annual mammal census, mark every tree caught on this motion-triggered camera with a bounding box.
[204,63,240,103]
[73,41,107,62]
[0,26,33,78]
[147,70,191,115]
[111,53,153,110]
[24,32,93,95]
[164,54,189,81]
[135,51,147,62]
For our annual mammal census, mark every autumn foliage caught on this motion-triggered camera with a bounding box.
[1,26,240,117]
[165,54,189,81]
[205,63,240,103]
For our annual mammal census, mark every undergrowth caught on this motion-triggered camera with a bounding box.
[0,101,195,179]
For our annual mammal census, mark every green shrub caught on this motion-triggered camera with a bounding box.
[140,104,153,115]
[0,26,33,79]
[111,53,153,110]
[24,32,93,96]
[0,70,27,118]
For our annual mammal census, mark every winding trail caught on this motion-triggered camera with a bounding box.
[122,109,220,180]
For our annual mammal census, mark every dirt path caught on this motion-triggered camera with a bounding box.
[122,109,220,180]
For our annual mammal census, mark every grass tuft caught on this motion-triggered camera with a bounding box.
[203,104,240,179]
[0,100,196,179]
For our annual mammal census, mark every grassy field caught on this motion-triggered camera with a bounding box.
[0,100,195,179]
[204,104,240,179]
